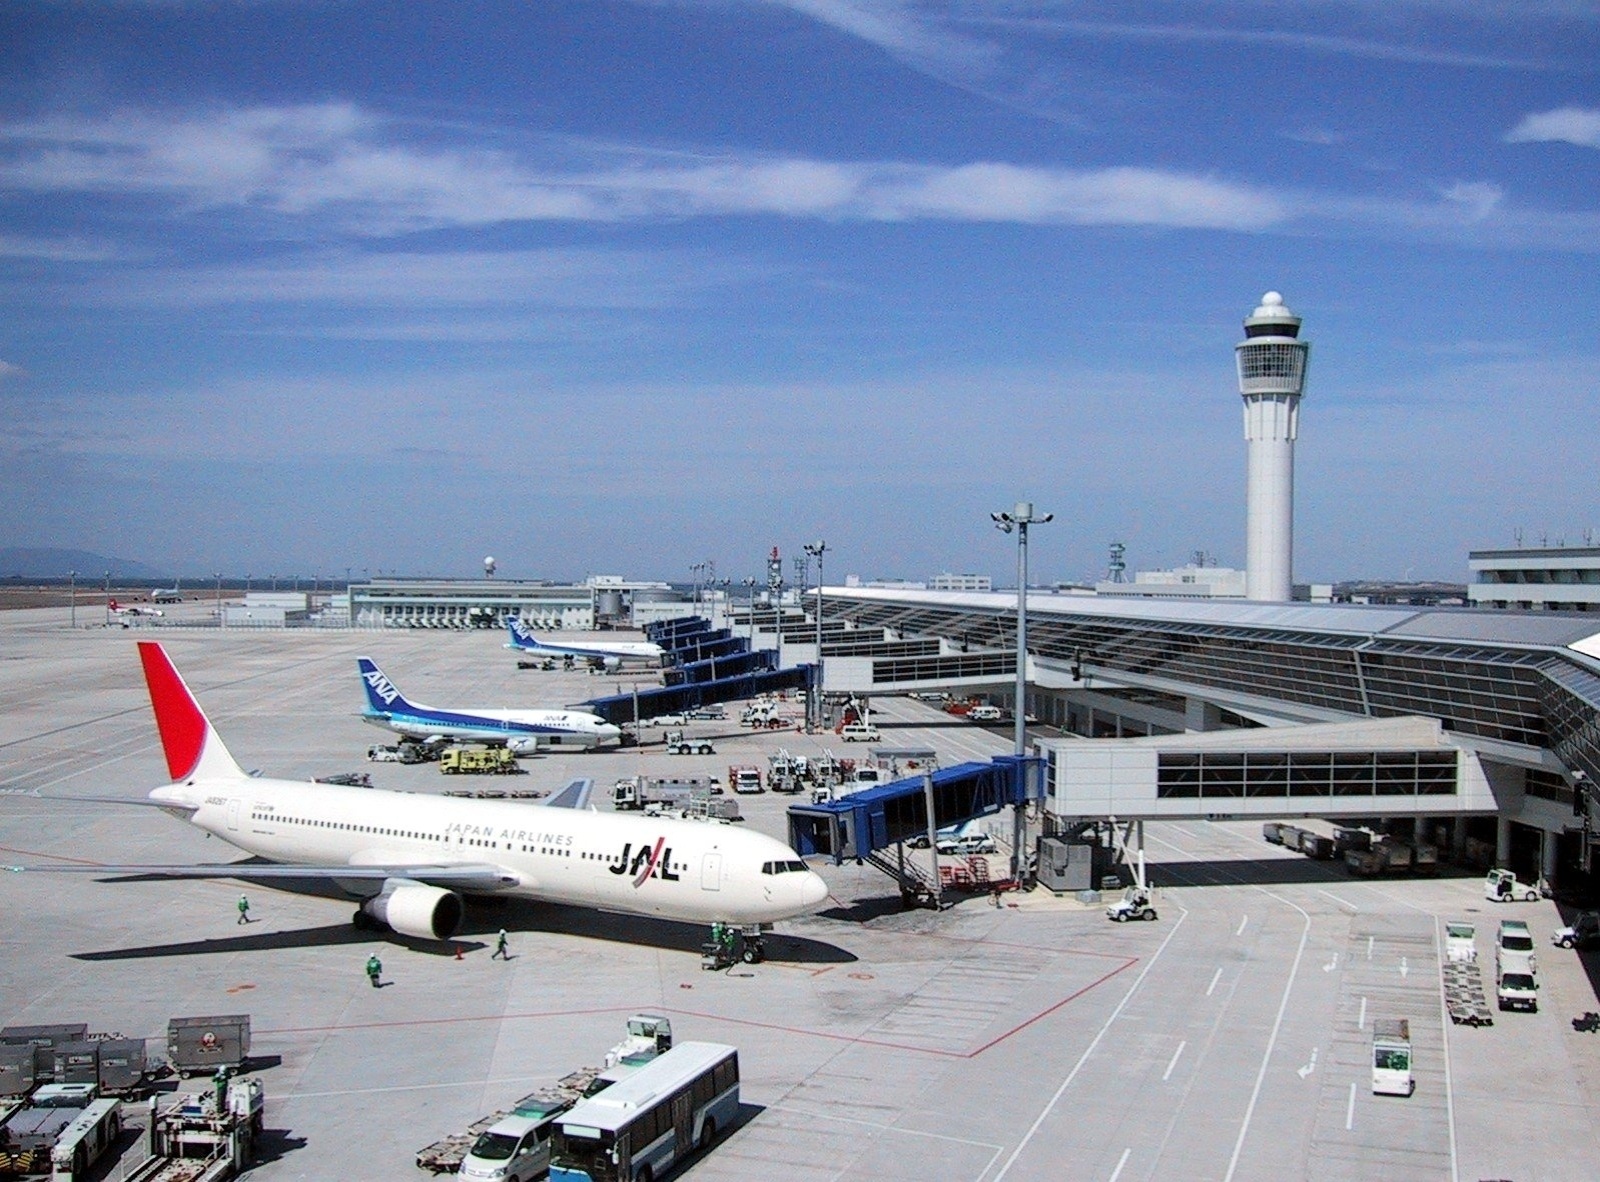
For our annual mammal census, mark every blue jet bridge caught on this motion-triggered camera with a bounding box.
[787,754,1043,862]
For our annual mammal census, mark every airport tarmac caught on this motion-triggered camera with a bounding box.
[3,605,1600,1180]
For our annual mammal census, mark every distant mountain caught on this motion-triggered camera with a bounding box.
[0,548,168,579]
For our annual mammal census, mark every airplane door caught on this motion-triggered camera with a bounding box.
[226,799,241,832]
[701,852,722,892]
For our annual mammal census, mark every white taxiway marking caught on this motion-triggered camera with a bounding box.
[1400,956,1410,979]
[1108,1147,1132,1182]
[1346,1082,1357,1130]
[989,908,1190,1182]
[1236,915,1249,936]
[1206,967,1223,996]
[1297,1046,1318,1079]
[1367,935,1374,960]
[1358,996,1367,1029]
[1162,1040,1187,1082]
[1324,952,1338,972]
[1317,889,1358,912]
[1222,888,1312,1182]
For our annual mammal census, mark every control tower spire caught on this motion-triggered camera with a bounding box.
[1236,291,1309,602]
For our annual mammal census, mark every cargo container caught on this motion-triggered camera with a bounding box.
[167,1016,250,1078]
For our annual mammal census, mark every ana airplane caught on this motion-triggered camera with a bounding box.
[357,657,621,752]
[505,618,663,670]
[8,643,828,953]
[151,584,183,604]
[107,599,163,618]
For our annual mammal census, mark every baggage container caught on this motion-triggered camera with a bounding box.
[1262,821,1286,845]
[52,1042,99,1086]
[167,1015,250,1077]
[0,1044,35,1097]
[0,1024,89,1080]
[95,1038,147,1094]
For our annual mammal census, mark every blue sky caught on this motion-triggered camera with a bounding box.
[2,1,1597,586]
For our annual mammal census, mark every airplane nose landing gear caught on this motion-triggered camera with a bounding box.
[701,922,765,969]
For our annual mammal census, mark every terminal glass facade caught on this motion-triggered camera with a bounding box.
[1156,750,1458,799]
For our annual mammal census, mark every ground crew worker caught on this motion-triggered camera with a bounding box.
[237,894,250,925]
[366,953,382,988]
[493,929,510,960]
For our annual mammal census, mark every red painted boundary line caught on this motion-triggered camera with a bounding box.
[258,955,1139,1061]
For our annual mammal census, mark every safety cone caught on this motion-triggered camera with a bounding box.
[455,944,464,961]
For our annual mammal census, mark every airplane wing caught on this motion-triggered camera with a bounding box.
[540,777,594,810]
[3,861,518,891]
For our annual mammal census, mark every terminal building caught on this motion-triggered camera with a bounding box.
[346,576,691,630]
[1468,544,1600,612]
[807,587,1600,893]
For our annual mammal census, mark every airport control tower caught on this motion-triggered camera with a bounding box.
[1236,291,1310,602]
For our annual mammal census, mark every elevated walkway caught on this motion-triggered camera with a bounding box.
[787,754,1043,863]
[582,665,813,727]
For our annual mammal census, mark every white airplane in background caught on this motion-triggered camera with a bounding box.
[151,584,183,604]
[107,599,162,618]
[505,618,663,669]
[6,643,826,954]
[357,657,622,752]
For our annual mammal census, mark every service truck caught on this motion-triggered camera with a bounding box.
[728,765,763,795]
[610,776,722,811]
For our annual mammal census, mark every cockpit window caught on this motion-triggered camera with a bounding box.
[761,860,809,875]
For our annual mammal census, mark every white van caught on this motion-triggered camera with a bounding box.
[967,705,1003,722]
[1496,969,1539,1012]
[1496,919,1538,975]
[457,1110,557,1181]
[839,723,881,742]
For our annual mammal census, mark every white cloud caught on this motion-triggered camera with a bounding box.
[0,235,121,262]
[0,360,22,381]
[0,103,1290,234]
[4,101,1599,250]
[1505,107,1600,148]
[80,246,760,311]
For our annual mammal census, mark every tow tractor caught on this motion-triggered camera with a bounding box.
[1106,885,1159,922]
[1554,912,1600,949]
[663,730,715,756]
[1484,869,1540,902]
[700,922,766,969]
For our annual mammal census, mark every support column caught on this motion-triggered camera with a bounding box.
[1452,816,1468,859]
[1185,697,1224,733]
[1542,828,1560,884]
[1496,816,1513,868]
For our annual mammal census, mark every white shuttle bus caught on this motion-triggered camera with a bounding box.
[548,1042,738,1182]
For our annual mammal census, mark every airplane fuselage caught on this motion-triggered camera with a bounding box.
[181,778,823,925]
[360,706,617,749]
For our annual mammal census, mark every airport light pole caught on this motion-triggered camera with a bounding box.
[690,562,706,614]
[214,572,222,627]
[804,541,827,731]
[102,570,110,626]
[992,502,1051,886]
[741,578,756,644]
[991,502,1051,756]
[68,570,76,629]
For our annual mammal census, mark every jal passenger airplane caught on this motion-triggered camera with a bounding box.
[11,643,828,953]
[505,618,663,669]
[357,657,621,751]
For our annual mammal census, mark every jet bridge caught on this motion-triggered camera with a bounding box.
[582,665,814,727]
[786,754,1044,863]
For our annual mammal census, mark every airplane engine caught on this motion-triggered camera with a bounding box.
[600,656,621,671]
[505,736,541,756]
[359,879,464,940]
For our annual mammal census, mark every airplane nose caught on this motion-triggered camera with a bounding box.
[800,869,829,909]
[601,723,623,743]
